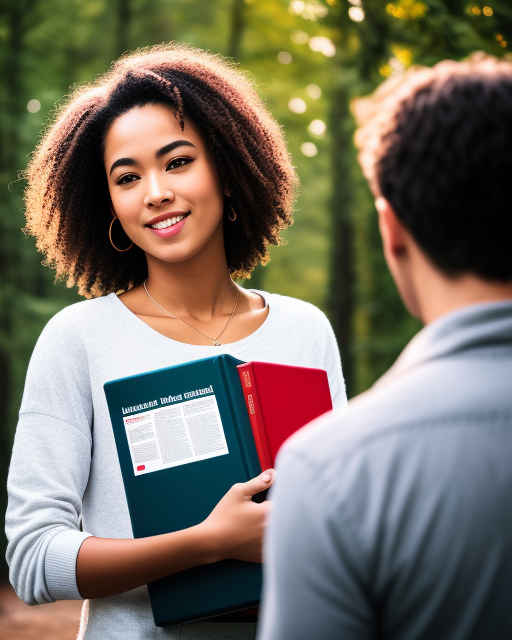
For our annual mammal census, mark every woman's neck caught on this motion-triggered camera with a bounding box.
[144,256,236,322]
[117,251,268,346]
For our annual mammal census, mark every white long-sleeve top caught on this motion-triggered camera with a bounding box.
[6,290,346,640]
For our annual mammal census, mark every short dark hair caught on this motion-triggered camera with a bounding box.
[24,43,298,297]
[355,54,512,282]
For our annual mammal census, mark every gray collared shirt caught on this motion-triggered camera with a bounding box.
[258,301,512,640]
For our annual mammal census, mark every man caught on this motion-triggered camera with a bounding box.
[258,55,512,640]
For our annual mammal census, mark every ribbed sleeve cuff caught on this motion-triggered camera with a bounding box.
[45,529,93,600]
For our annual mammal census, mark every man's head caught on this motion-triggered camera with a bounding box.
[355,54,512,319]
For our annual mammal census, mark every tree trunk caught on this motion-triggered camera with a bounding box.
[227,0,246,60]
[0,346,12,581]
[327,81,355,396]
[227,0,260,289]
[1,2,25,170]
[115,0,131,57]
[0,0,30,582]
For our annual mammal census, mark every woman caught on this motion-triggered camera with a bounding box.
[6,43,346,639]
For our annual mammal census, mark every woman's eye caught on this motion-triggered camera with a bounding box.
[116,173,138,185]
[167,157,192,171]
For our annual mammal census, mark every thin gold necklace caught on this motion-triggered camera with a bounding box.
[143,279,239,346]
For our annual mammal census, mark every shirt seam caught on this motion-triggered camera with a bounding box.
[286,412,512,495]
[18,411,92,444]
[283,411,512,500]
[334,411,511,458]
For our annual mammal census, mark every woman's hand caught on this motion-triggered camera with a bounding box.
[76,470,275,598]
[201,469,276,564]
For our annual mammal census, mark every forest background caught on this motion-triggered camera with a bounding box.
[0,0,511,581]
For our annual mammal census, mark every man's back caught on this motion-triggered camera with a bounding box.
[259,301,512,640]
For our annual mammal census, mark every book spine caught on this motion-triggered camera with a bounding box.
[216,357,262,480]
[237,364,273,470]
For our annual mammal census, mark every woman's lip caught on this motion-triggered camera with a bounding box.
[146,215,188,238]
[145,211,190,226]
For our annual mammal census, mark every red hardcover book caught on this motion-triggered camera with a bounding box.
[236,362,333,470]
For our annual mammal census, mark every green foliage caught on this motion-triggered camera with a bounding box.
[0,0,510,575]
[0,0,510,416]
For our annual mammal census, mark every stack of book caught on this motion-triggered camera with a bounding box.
[104,355,332,627]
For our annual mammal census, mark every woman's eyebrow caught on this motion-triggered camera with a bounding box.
[109,141,196,176]
[155,140,196,158]
[109,157,137,176]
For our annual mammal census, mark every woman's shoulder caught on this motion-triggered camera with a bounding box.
[250,289,336,348]
[255,290,331,324]
[46,293,117,324]
[39,294,119,342]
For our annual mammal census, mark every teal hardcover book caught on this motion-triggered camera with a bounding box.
[103,354,262,627]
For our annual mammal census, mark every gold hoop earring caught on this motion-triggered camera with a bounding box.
[228,205,237,222]
[109,217,133,252]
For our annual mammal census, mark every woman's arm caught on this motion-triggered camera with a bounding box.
[76,470,274,598]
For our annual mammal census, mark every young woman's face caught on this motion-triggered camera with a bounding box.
[104,103,225,269]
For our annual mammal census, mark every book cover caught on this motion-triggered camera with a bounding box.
[236,362,333,470]
[104,354,262,627]
[104,355,333,627]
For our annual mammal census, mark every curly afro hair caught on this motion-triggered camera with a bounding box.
[354,53,512,282]
[24,43,298,297]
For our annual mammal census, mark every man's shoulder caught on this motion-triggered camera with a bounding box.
[281,350,512,477]
[283,365,422,454]
[280,383,397,469]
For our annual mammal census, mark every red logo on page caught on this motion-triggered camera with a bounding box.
[137,465,145,471]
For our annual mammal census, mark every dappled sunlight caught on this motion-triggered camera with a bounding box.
[1,4,510,543]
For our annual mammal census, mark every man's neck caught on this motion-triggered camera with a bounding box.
[413,264,512,325]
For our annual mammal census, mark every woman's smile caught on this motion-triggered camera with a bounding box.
[146,211,190,237]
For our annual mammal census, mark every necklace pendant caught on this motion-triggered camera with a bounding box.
[213,339,221,346]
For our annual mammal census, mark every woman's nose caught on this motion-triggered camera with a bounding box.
[144,173,175,207]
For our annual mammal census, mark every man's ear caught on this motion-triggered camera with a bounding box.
[375,196,423,319]
[375,197,408,260]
